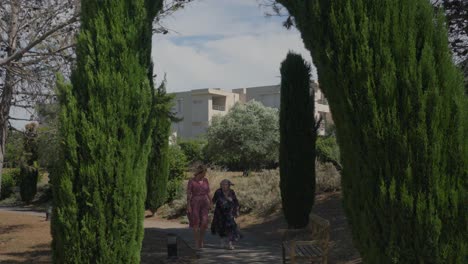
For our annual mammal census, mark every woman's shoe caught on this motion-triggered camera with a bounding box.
[227,242,234,250]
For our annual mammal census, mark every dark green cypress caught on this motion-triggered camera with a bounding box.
[51,1,161,262]
[19,123,39,203]
[19,164,38,203]
[279,0,467,262]
[146,81,174,216]
[279,52,316,228]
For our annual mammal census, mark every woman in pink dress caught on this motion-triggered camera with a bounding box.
[187,164,212,249]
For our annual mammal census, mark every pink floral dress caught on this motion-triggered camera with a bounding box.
[187,178,210,229]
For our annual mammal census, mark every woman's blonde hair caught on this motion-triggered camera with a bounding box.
[194,164,208,176]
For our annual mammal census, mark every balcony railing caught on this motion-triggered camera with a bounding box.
[212,105,226,111]
[316,98,328,105]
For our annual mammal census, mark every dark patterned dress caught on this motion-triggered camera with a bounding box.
[210,189,241,242]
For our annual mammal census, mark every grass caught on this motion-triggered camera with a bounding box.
[157,161,341,220]
[0,169,51,211]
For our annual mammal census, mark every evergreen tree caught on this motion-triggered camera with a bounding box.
[279,52,316,228]
[278,0,467,262]
[146,81,175,216]
[19,123,39,203]
[19,163,38,203]
[51,0,162,262]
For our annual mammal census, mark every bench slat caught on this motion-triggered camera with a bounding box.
[296,245,308,256]
[309,244,323,257]
[283,241,324,258]
[301,245,316,256]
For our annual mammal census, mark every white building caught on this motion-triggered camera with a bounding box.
[171,81,332,139]
[171,88,239,139]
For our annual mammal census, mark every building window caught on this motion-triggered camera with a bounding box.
[212,96,226,111]
[177,99,183,113]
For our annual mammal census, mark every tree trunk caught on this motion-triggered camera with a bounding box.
[0,0,18,198]
[0,119,5,197]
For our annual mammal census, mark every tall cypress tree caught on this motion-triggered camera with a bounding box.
[51,0,161,262]
[279,52,316,228]
[146,81,174,216]
[278,0,467,262]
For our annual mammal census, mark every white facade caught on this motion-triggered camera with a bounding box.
[171,88,239,139]
[171,81,332,139]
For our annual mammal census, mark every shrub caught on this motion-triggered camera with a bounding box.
[19,164,39,203]
[5,130,24,168]
[178,139,206,165]
[205,101,279,170]
[167,145,187,202]
[315,161,341,192]
[0,168,19,200]
[316,136,341,170]
[231,170,281,215]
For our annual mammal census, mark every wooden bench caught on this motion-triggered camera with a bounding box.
[281,213,330,264]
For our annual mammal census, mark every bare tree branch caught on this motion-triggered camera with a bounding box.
[0,14,79,67]
[8,116,33,121]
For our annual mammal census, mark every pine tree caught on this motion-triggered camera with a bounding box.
[146,81,175,216]
[51,0,162,262]
[279,52,316,228]
[278,0,467,262]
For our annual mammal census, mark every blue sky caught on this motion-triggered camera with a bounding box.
[11,0,316,129]
[152,0,316,92]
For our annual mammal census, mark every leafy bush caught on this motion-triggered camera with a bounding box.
[167,145,187,202]
[178,139,206,165]
[316,136,341,170]
[36,104,61,172]
[316,161,341,192]
[205,101,279,170]
[5,130,24,167]
[1,168,19,200]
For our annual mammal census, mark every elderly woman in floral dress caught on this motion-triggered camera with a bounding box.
[211,179,241,250]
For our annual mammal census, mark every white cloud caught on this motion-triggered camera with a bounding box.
[152,0,316,92]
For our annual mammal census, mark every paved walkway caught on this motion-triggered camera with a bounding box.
[145,218,283,264]
[0,207,283,263]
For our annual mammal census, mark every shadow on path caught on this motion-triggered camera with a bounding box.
[143,219,282,264]
[0,243,51,264]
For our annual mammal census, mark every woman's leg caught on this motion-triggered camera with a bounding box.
[190,200,202,249]
[199,227,206,248]
[227,232,235,250]
[193,228,200,249]
[198,200,210,248]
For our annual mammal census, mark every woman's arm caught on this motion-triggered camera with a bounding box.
[206,179,213,209]
[232,190,240,217]
[186,179,193,212]
[212,189,220,204]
